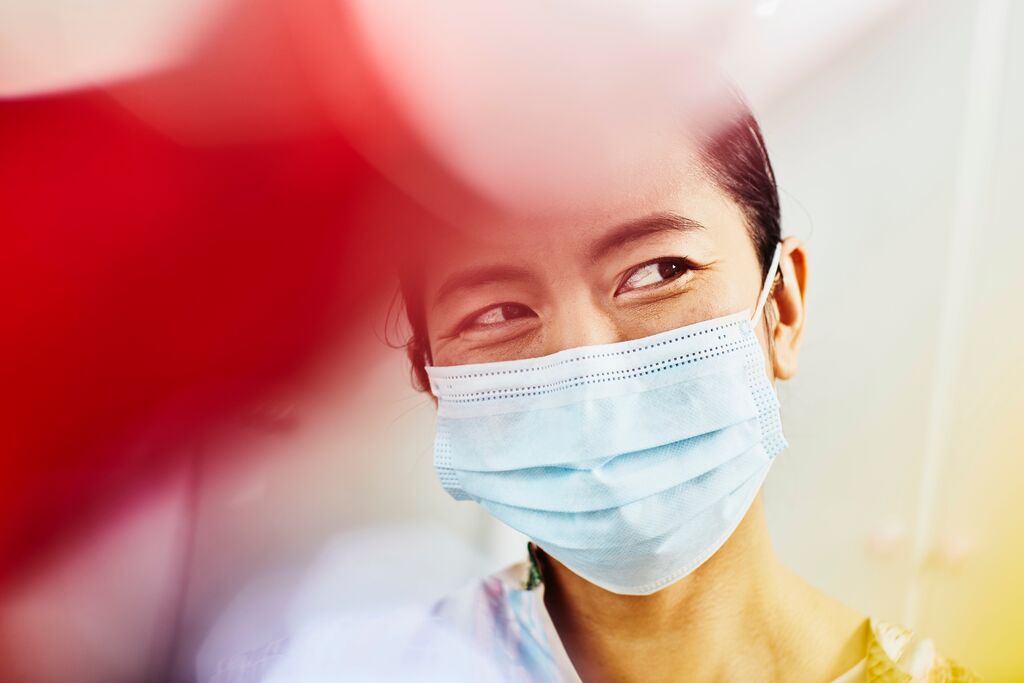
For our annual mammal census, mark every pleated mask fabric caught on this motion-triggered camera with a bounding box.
[425,247,787,595]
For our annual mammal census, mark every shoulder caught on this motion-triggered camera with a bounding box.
[431,561,550,647]
[866,620,980,683]
[432,562,567,682]
[214,563,558,682]
[206,638,290,683]
[221,605,512,683]
[205,569,536,683]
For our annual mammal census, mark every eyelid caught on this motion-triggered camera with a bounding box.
[455,301,531,333]
[616,256,696,295]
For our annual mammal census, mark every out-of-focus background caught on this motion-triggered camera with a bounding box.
[1,0,1022,681]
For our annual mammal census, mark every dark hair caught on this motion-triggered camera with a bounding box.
[698,94,781,285]
[400,90,781,393]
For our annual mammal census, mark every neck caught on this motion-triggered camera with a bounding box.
[539,497,867,683]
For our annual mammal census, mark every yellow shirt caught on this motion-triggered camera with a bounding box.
[831,619,979,683]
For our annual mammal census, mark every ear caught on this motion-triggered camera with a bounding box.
[771,236,807,380]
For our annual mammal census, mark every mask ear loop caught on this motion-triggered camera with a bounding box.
[750,243,782,324]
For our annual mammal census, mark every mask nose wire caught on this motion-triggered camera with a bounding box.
[750,243,783,324]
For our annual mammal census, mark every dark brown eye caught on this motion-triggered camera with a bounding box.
[658,261,682,279]
[619,259,689,293]
[469,302,535,327]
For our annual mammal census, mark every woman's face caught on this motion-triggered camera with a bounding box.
[421,162,803,375]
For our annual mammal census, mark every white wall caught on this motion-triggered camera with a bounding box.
[758,0,1023,677]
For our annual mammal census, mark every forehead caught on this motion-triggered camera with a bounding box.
[423,157,744,275]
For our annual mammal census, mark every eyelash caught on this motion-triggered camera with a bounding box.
[454,257,699,335]
[616,256,697,294]
[457,302,534,334]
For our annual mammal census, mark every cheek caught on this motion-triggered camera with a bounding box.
[691,279,750,320]
[716,274,763,317]
[685,269,761,321]
[427,332,454,367]
[705,237,768,320]
[613,277,746,340]
[427,323,538,367]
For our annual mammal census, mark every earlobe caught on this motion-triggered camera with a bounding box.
[771,237,808,381]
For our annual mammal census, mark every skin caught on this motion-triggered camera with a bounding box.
[420,160,867,683]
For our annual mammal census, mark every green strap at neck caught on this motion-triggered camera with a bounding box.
[525,542,544,590]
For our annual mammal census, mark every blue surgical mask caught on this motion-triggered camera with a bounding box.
[425,246,786,595]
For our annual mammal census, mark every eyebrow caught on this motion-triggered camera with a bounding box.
[587,212,706,262]
[430,264,534,312]
[429,212,705,312]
